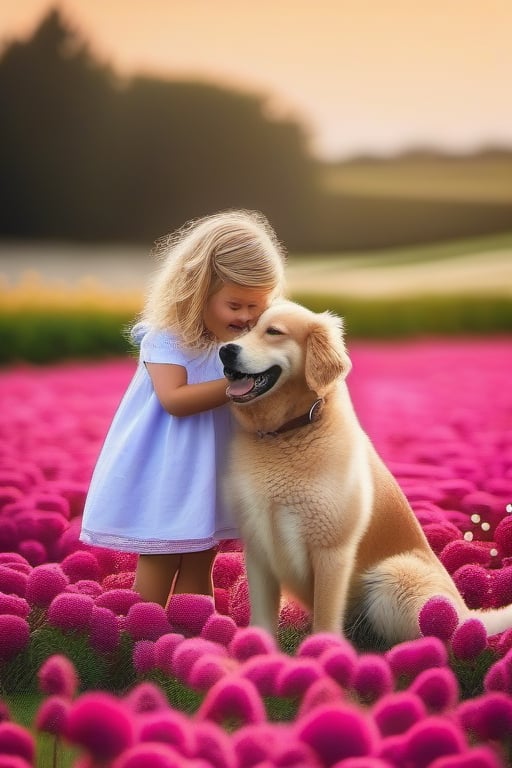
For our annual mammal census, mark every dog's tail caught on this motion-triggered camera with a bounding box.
[471,605,512,637]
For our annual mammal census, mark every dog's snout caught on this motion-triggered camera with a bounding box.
[219,343,241,366]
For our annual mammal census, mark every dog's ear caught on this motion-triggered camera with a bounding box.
[305,312,351,394]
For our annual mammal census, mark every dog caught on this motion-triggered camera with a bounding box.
[219,300,512,644]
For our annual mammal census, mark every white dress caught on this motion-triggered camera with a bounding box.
[80,326,238,553]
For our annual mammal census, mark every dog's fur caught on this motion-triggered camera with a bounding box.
[220,300,512,644]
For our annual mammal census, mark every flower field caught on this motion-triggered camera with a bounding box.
[1,337,512,766]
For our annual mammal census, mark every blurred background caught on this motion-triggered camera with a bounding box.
[0,1,511,362]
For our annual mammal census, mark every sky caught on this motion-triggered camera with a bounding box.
[1,0,511,160]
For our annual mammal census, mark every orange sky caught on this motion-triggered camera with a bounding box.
[1,0,511,159]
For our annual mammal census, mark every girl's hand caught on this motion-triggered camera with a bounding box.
[146,363,229,417]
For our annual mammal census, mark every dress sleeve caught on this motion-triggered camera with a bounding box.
[140,329,192,366]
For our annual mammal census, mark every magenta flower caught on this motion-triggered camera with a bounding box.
[35,696,69,736]
[229,626,278,661]
[320,644,358,689]
[0,566,27,599]
[423,521,462,555]
[65,691,136,761]
[0,722,34,764]
[440,540,491,574]
[126,602,171,641]
[351,654,394,704]
[402,716,467,768]
[491,566,512,608]
[212,552,245,589]
[188,653,231,692]
[37,654,79,698]
[425,746,505,767]
[154,633,185,676]
[0,594,30,619]
[166,593,215,635]
[95,588,141,615]
[18,539,47,567]
[47,592,94,633]
[67,579,103,598]
[25,563,69,608]
[171,638,227,684]
[102,571,136,591]
[193,720,237,768]
[279,600,311,631]
[201,613,237,646]
[132,640,156,676]
[298,632,347,659]
[61,551,100,583]
[123,682,169,714]
[89,605,120,654]
[196,675,266,726]
[373,692,427,737]
[386,637,448,682]
[483,660,509,693]
[232,723,285,767]
[418,596,459,641]
[110,742,184,767]
[451,619,487,661]
[409,667,460,712]
[34,492,70,517]
[458,692,512,742]
[453,565,494,610]
[0,519,18,551]
[494,515,512,558]
[298,676,344,718]
[277,657,324,698]
[239,654,288,697]
[296,703,377,764]
[228,577,250,627]
[137,709,194,756]
[0,615,30,662]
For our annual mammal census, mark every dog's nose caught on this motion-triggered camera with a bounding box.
[219,343,241,366]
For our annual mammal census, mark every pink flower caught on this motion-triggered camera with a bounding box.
[0,594,30,619]
[188,653,230,692]
[229,626,277,661]
[440,541,491,575]
[298,676,344,718]
[418,596,459,641]
[277,657,324,698]
[137,709,194,756]
[451,619,487,661]
[201,614,237,646]
[126,602,171,641]
[373,692,427,736]
[0,723,34,764]
[61,551,100,583]
[426,746,504,767]
[386,637,448,682]
[95,588,141,615]
[171,638,226,684]
[89,605,120,654]
[0,615,30,662]
[320,644,358,689]
[296,703,377,764]
[67,579,103,598]
[298,632,347,659]
[47,593,94,633]
[0,519,18,551]
[494,515,512,558]
[25,563,69,608]
[18,539,47,567]
[34,492,70,517]
[154,633,185,676]
[196,675,266,726]
[65,692,136,761]
[453,566,494,610]
[37,654,79,698]
[102,571,136,591]
[228,577,250,627]
[212,552,245,589]
[166,593,215,635]
[110,742,184,768]
[0,566,27,599]
[402,717,467,768]
[458,692,512,741]
[35,696,69,736]
[239,654,288,697]
[193,720,237,768]
[351,654,393,704]
[279,600,311,631]
[483,660,509,693]
[124,682,169,714]
[132,641,156,676]
[490,566,512,607]
[232,723,286,768]
[409,667,460,712]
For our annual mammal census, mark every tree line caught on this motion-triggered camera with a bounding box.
[1,8,511,252]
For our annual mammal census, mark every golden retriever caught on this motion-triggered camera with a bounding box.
[219,300,512,644]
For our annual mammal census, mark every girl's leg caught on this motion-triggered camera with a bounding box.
[133,553,182,607]
[173,548,216,596]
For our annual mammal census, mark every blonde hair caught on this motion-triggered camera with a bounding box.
[140,210,287,347]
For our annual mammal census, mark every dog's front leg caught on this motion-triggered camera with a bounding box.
[311,546,356,635]
[245,546,281,637]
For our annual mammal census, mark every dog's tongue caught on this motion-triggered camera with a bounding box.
[227,376,255,397]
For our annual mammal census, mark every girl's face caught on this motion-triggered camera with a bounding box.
[203,282,274,341]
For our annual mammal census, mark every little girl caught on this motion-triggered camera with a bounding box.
[80,210,286,607]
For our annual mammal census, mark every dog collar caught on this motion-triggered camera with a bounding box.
[257,398,324,438]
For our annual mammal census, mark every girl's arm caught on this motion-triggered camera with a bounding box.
[146,362,229,417]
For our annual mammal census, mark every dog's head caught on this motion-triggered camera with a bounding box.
[219,300,351,404]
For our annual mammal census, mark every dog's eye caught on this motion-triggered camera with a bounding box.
[266,327,284,336]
